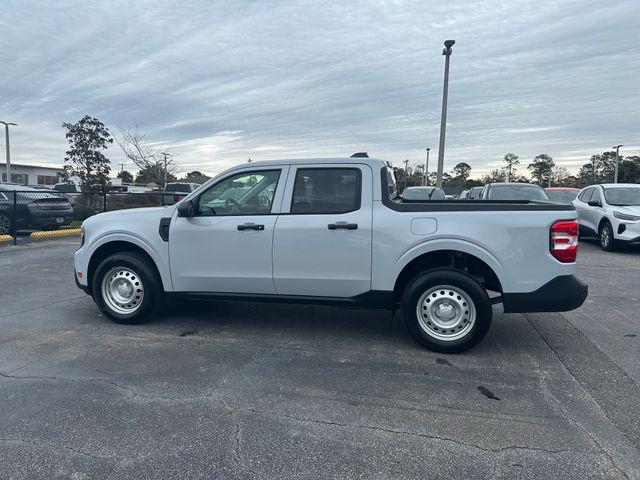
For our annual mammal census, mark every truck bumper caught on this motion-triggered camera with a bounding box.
[502,275,588,313]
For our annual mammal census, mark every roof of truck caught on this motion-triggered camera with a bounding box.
[231,157,387,168]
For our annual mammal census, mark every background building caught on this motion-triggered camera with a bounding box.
[1,163,62,186]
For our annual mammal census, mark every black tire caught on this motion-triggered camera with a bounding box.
[402,270,492,353]
[599,221,616,252]
[92,252,162,324]
[0,214,9,235]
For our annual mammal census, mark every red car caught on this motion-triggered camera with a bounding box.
[545,187,580,204]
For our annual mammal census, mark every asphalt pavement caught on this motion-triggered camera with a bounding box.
[0,239,639,479]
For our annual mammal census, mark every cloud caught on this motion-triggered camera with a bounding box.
[1,0,638,178]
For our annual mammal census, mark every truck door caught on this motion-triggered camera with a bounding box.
[272,164,373,297]
[169,167,288,293]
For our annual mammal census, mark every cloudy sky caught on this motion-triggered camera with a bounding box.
[1,0,638,178]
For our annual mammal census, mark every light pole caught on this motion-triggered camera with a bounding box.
[436,40,455,190]
[612,145,623,183]
[423,148,430,185]
[0,121,17,183]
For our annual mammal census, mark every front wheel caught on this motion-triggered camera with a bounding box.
[599,221,616,251]
[402,270,492,353]
[92,252,162,324]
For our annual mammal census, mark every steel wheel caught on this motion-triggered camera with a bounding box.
[100,267,145,315]
[416,285,476,341]
[0,214,9,235]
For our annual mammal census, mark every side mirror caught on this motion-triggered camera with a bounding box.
[177,200,195,217]
[587,200,601,207]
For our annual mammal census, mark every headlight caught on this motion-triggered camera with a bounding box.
[613,211,640,221]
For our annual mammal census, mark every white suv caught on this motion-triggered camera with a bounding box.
[573,183,640,251]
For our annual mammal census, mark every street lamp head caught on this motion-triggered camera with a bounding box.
[442,39,455,55]
[612,144,623,149]
[0,121,17,126]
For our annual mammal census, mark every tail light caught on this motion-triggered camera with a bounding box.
[173,194,181,202]
[550,220,578,263]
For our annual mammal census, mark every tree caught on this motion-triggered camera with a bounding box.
[185,171,204,179]
[452,162,472,184]
[117,170,134,183]
[480,169,505,184]
[503,153,519,182]
[527,154,555,186]
[550,166,570,187]
[618,155,640,183]
[578,151,617,185]
[116,127,176,186]
[61,115,112,190]
[136,165,177,185]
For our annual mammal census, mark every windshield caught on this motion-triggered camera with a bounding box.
[165,183,192,193]
[604,187,640,206]
[488,185,549,201]
[546,190,578,203]
[54,184,79,193]
[401,187,445,200]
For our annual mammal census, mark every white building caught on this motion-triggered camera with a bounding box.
[1,163,63,186]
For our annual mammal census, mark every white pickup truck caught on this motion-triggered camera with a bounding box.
[74,157,587,352]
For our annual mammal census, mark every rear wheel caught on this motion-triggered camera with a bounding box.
[599,221,616,251]
[402,270,492,353]
[92,252,162,324]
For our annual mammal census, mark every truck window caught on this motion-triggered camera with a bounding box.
[291,168,361,214]
[197,170,280,216]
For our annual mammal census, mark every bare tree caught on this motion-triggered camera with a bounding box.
[116,127,177,187]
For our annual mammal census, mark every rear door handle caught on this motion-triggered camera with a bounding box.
[237,223,265,231]
[328,222,358,230]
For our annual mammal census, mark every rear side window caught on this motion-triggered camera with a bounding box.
[291,168,361,214]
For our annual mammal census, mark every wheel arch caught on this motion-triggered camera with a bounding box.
[598,216,612,231]
[87,240,166,293]
[393,249,503,304]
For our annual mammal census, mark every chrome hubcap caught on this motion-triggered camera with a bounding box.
[101,267,144,315]
[601,228,610,247]
[416,285,476,341]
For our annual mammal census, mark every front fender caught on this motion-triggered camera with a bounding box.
[86,231,173,291]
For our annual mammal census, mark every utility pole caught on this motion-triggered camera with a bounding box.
[436,40,455,190]
[591,156,596,184]
[612,145,623,183]
[424,148,430,186]
[160,152,170,189]
[0,121,17,183]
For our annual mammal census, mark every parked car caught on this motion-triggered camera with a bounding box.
[545,187,580,204]
[400,186,446,201]
[163,182,201,204]
[480,183,550,201]
[53,183,82,204]
[573,183,640,251]
[74,157,587,353]
[467,186,484,199]
[0,184,73,234]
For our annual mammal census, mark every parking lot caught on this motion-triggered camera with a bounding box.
[1,239,639,479]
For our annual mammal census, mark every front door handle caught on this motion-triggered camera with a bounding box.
[237,223,265,231]
[328,222,358,230]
